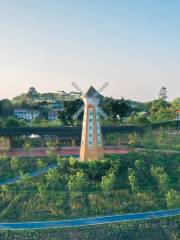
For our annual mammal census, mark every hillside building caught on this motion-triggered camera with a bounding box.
[48,110,59,121]
[14,109,40,121]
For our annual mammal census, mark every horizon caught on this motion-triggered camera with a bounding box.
[0,85,176,103]
[0,0,180,101]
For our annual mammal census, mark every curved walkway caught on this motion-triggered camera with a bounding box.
[0,209,179,230]
[0,164,57,187]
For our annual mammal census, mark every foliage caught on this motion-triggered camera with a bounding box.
[0,152,179,224]
[128,168,139,192]
[101,170,116,192]
[166,189,180,208]
[159,86,167,100]
[5,117,27,127]
[68,171,88,191]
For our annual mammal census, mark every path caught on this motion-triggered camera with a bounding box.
[0,209,179,230]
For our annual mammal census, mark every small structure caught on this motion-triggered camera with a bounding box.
[72,82,109,161]
[28,87,38,97]
[14,109,40,121]
[48,110,59,121]
[57,91,80,101]
[52,100,64,111]
[33,91,80,103]
[33,94,55,103]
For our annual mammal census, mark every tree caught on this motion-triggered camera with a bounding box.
[46,168,59,184]
[0,137,9,153]
[46,140,58,158]
[37,158,47,169]
[157,130,168,145]
[23,142,32,157]
[128,133,138,146]
[101,170,116,192]
[149,98,170,121]
[111,98,130,121]
[5,116,22,127]
[159,86,167,100]
[150,165,170,192]
[128,168,139,192]
[27,87,38,97]
[171,98,180,109]
[10,157,21,171]
[0,119,4,127]
[68,171,88,192]
[0,99,13,117]
[166,189,180,208]
[59,99,82,125]
[88,160,105,181]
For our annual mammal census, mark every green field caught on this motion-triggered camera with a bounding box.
[0,151,179,222]
[0,149,180,239]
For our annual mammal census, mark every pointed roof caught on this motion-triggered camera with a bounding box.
[85,86,102,99]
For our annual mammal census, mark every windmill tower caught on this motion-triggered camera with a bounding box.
[72,82,109,161]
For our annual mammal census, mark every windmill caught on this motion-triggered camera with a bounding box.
[72,82,109,161]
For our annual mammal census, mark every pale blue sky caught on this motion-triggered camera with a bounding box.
[0,0,179,101]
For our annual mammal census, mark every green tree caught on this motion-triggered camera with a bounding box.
[0,119,4,127]
[23,142,32,157]
[59,99,82,125]
[128,133,138,146]
[10,157,21,171]
[88,160,103,181]
[46,168,59,184]
[172,98,180,109]
[128,168,139,192]
[5,116,22,127]
[159,86,167,100]
[68,171,88,192]
[111,98,131,121]
[0,99,13,117]
[101,170,116,192]
[150,165,170,192]
[37,158,47,169]
[166,189,180,208]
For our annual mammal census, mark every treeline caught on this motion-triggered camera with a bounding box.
[0,97,179,127]
[0,86,179,126]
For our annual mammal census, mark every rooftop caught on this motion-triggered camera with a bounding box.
[85,86,102,99]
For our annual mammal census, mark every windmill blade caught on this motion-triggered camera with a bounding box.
[98,107,109,119]
[98,81,109,93]
[71,82,85,95]
[72,105,84,120]
[91,81,109,99]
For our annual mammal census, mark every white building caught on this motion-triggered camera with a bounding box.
[14,109,40,121]
[57,91,80,101]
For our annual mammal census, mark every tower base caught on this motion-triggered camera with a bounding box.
[80,146,104,161]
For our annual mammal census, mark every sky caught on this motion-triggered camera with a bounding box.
[0,0,179,101]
